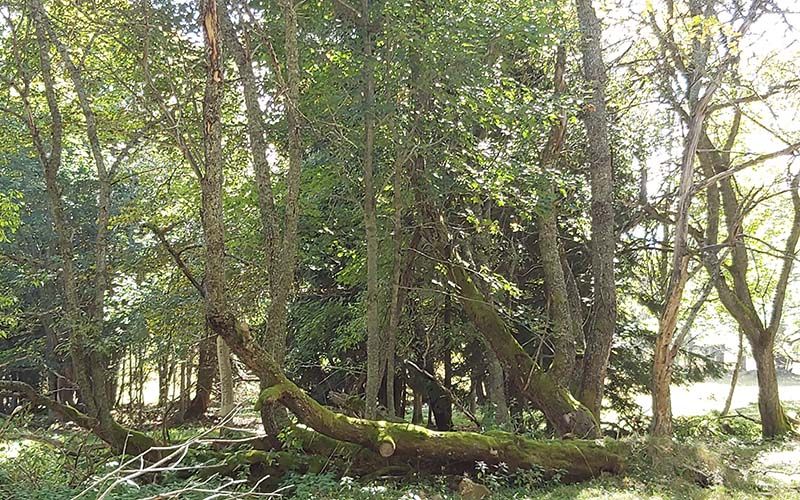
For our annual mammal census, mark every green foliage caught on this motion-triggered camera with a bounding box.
[282,471,341,499]
[0,439,90,499]
[0,190,20,243]
[475,459,564,490]
[674,413,762,443]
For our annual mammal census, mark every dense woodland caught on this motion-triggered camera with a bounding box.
[0,0,799,498]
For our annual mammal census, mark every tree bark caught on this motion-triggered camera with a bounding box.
[751,338,792,437]
[575,0,617,419]
[361,0,381,420]
[184,333,218,421]
[217,334,235,416]
[411,390,424,424]
[257,378,622,481]
[258,0,306,437]
[650,115,702,438]
[383,141,408,418]
[485,347,510,425]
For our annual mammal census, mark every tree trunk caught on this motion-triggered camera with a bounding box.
[469,376,478,416]
[537,46,576,381]
[650,330,674,437]
[751,338,792,437]
[257,376,623,482]
[158,354,170,408]
[650,69,717,438]
[258,0,305,439]
[575,0,617,420]
[179,361,188,415]
[184,333,218,421]
[412,391,423,424]
[362,0,381,420]
[721,328,744,416]
[384,141,407,418]
[217,335,235,416]
[485,347,510,425]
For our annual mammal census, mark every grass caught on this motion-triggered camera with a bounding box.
[1,384,799,499]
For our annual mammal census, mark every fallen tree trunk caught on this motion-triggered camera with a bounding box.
[255,369,622,482]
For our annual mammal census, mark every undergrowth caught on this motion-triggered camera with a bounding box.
[1,406,799,499]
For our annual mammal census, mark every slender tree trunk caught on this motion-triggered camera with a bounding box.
[259,0,305,437]
[412,391,423,424]
[217,334,234,416]
[485,347,510,425]
[575,0,617,419]
[362,0,381,420]
[650,74,718,438]
[218,2,278,270]
[158,354,169,408]
[384,142,407,418]
[721,328,744,416]
[179,361,189,415]
[537,47,576,381]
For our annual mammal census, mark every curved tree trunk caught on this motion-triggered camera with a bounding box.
[446,262,599,438]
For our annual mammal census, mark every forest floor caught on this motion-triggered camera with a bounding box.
[1,378,799,499]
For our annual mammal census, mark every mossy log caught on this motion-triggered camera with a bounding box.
[257,381,623,482]
[207,314,622,482]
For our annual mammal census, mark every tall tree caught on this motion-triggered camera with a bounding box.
[536,46,577,382]
[575,0,617,419]
[645,0,793,437]
[362,0,381,419]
